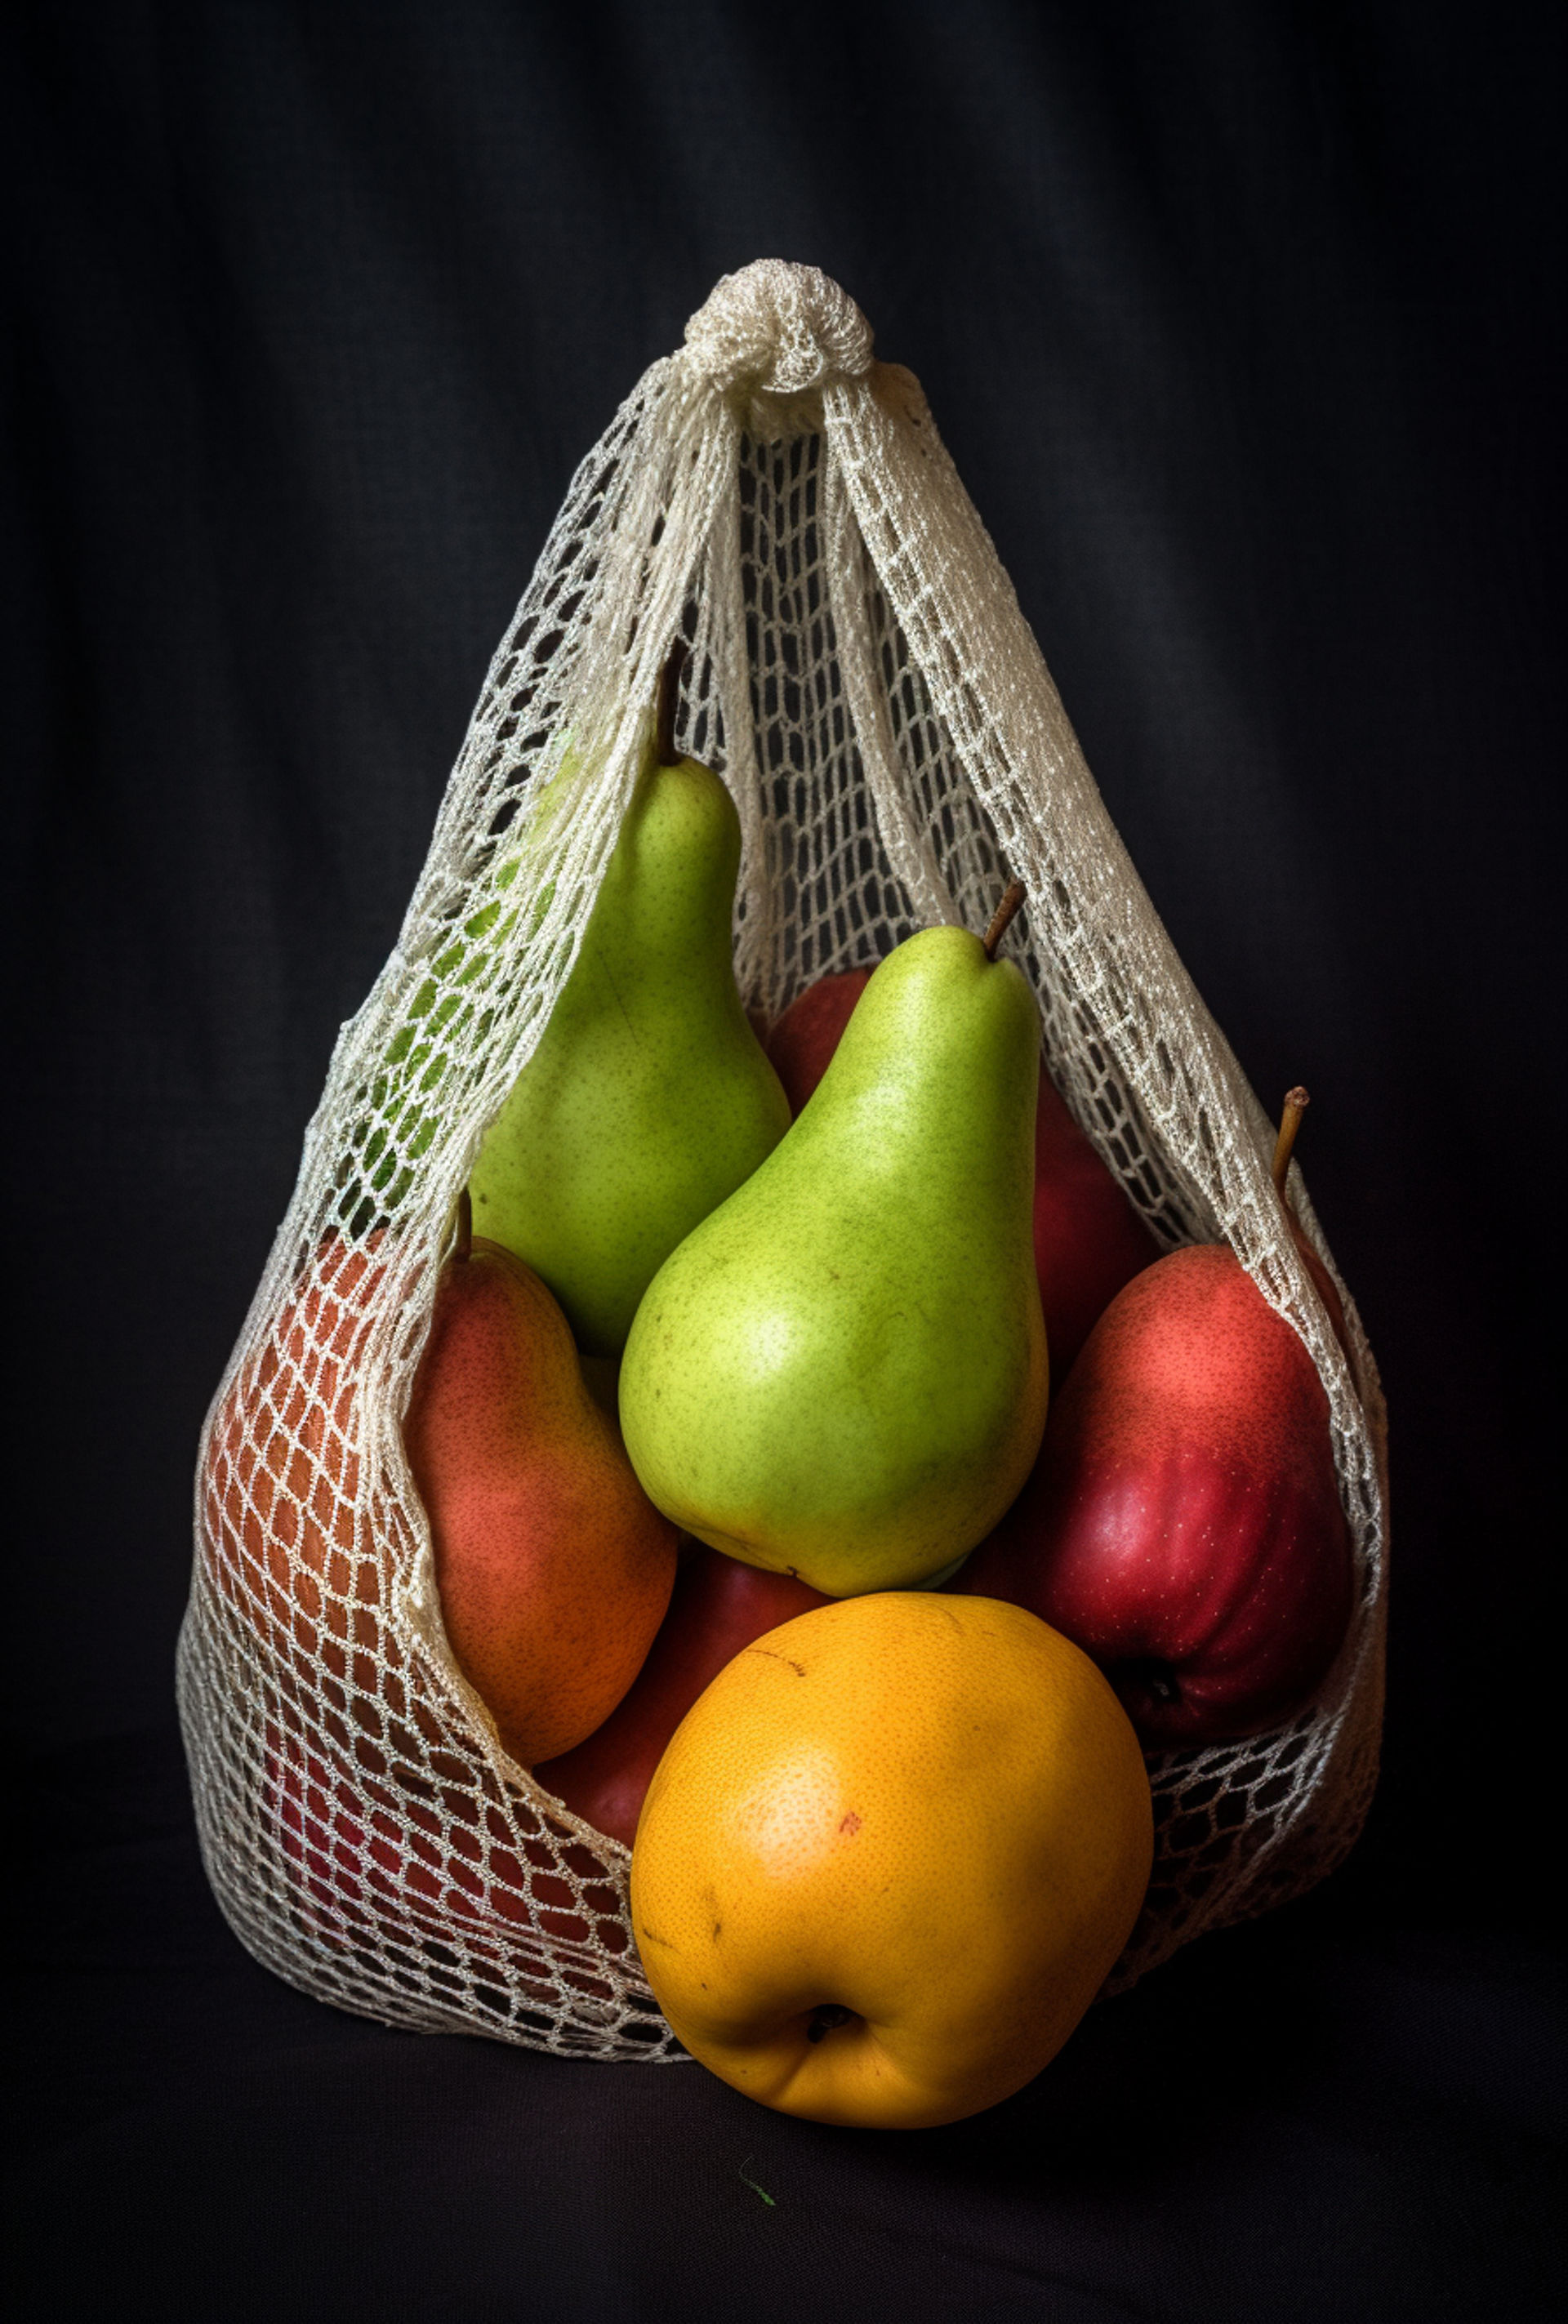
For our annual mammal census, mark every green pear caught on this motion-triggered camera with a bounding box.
[469,737,791,1356]
[619,926,1050,1594]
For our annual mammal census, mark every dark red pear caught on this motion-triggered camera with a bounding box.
[953,1240,1354,1745]
[534,1549,831,1845]
[764,968,1158,1378]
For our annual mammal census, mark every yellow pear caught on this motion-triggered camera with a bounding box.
[630,1593,1152,2128]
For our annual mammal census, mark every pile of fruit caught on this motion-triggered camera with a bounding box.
[354,656,1358,2130]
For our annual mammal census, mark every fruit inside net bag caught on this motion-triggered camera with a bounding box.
[181,259,1387,2056]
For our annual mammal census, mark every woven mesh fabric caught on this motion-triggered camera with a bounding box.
[180,261,1387,2054]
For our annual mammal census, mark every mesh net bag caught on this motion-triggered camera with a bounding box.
[180,260,1388,2055]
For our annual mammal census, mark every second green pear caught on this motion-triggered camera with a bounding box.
[619,927,1050,1594]
[468,740,791,1356]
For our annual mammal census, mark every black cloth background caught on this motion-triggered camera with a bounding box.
[4,5,1562,2318]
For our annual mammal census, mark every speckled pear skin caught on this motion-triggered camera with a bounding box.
[468,749,791,1356]
[402,1238,679,1766]
[619,928,1050,1596]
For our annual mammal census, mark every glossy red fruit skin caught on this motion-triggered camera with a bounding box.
[764,970,1159,1379]
[953,1243,1355,1746]
[534,1549,831,1847]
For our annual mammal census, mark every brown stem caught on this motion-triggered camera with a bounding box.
[982,879,1027,959]
[454,1186,472,1263]
[655,639,688,767]
[1271,1087,1311,1196]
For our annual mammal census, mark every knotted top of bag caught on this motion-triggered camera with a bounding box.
[681,260,876,439]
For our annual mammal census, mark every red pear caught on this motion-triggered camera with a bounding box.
[765,968,1159,1377]
[953,1241,1354,1745]
[403,1227,679,1766]
[535,1549,830,1846]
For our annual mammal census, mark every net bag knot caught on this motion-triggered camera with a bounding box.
[682,259,875,432]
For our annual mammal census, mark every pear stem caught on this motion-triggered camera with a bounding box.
[982,879,1027,959]
[454,1186,472,1264]
[1271,1087,1311,1196]
[655,640,688,768]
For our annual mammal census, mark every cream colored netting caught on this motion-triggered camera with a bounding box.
[180,261,1386,2055]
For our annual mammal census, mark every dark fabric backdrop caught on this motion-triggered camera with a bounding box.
[5,5,1562,2320]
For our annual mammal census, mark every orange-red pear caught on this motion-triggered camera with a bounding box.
[403,1234,678,1765]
